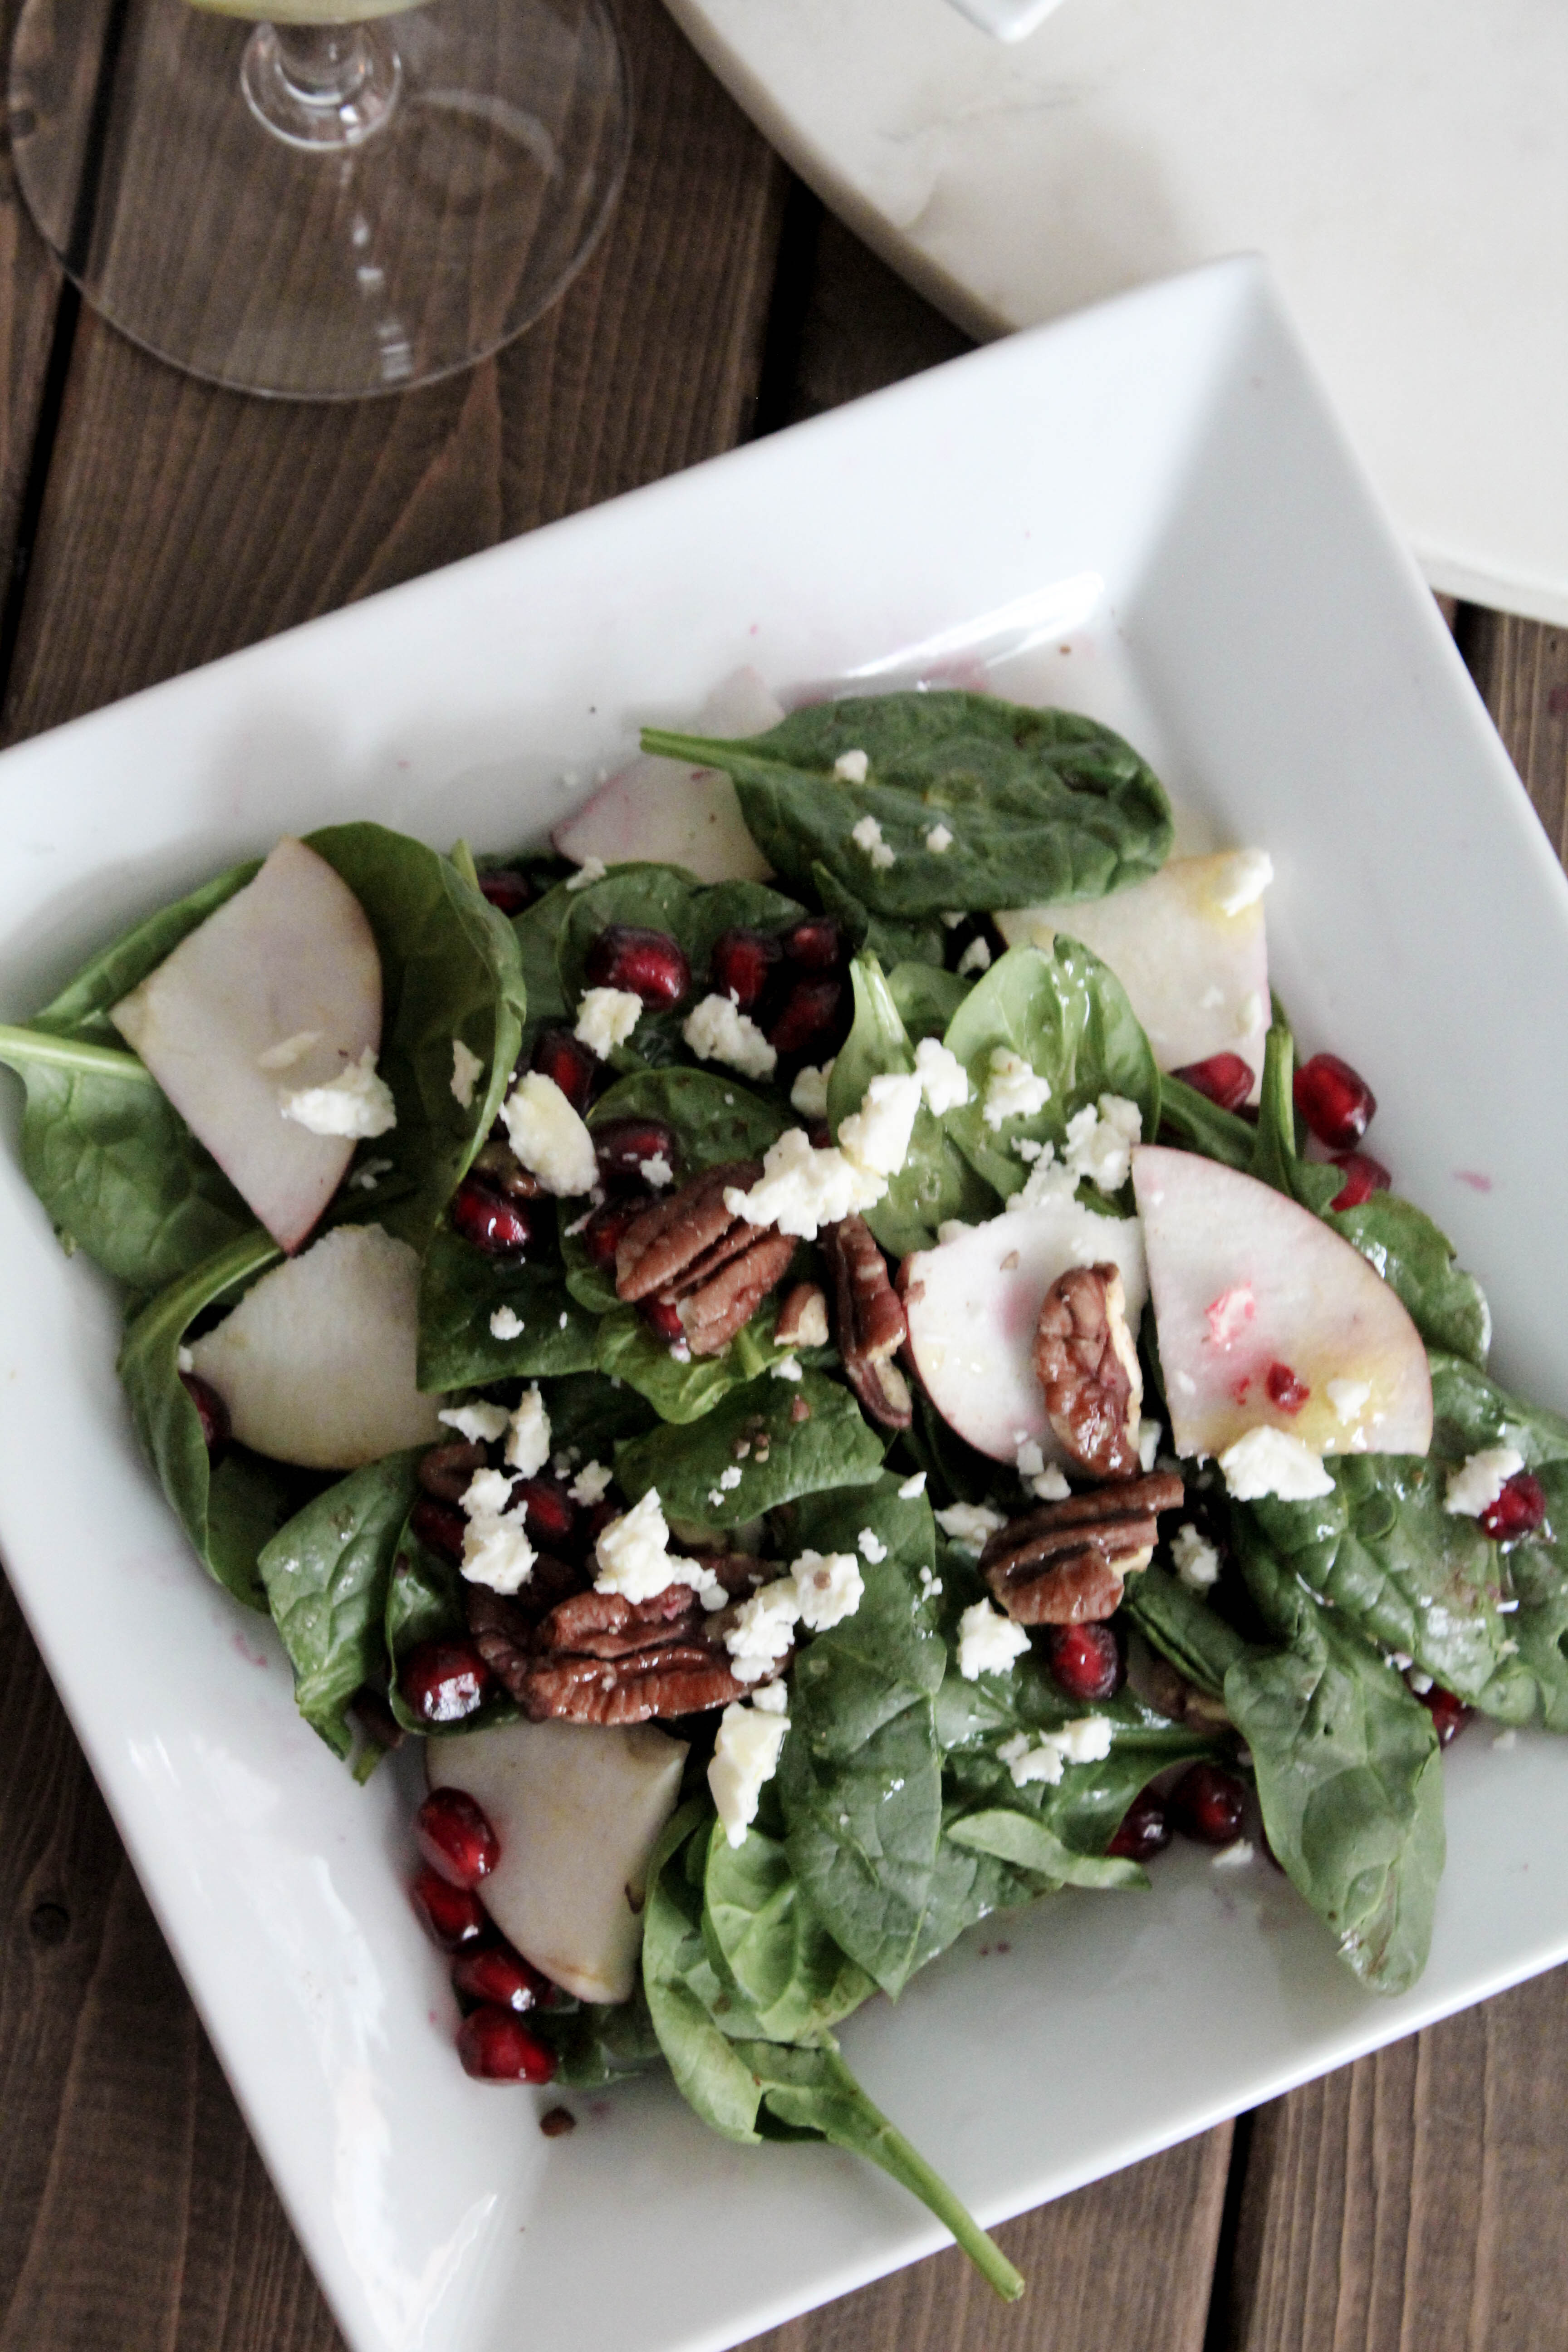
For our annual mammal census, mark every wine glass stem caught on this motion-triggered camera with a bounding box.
[274,25,371,103]
[241,19,401,151]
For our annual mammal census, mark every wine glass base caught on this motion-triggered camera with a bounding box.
[9,0,632,399]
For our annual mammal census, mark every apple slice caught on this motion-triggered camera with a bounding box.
[426,1718,688,2004]
[995,852,1272,1098]
[902,1200,1148,1464]
[187,1222,443,1469]
[1131,1144,1431,1459]
[554,668,781,883]
[111,837,382,1251]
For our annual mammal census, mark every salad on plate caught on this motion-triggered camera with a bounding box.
[3,673,1564,2300]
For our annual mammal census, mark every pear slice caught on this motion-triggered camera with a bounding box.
[111,836,382,1251]
[187,1223,443,1470]
[554,668,781,884]
[902,1199,1148,1464]
[995,851,1272,1099]
[427,1718,688,2004]
[1131,1144,1431,1460]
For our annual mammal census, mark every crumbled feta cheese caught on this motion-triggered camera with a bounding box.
[1493,1729,1518,1751]
[1409,1669,1433,1693]
[850,813,896,869]
[998,1715,1113,1785]
[500,1072,598,1196]
[725,1577,802,1681]
[898,1471,928,1500]
[1004,1145,1077,1213]
[857,1527,887,1563]
[957,936,992,975]
[791,1550,864,1631]
[505,1385,551,1476]
[257,1029,323,1072]
[176,1345,194,1374]
[682,993,778,1081]
[941,910,967,930]
[574,986,642,1059]
[1063,1095,1142,1193]
[983,1048,1051,1129]
[1137,1418,1162,1473]
[460,1510,536,1594]
[1172,1523,1220,1590]
[565,856,607,891]
[957,1600,1031,1680]
[1445,1446,1525,1517]
[641,1153,673,1188]
[279,1049,397,1140]
[719,1466,744,1492]
[1326,1377,1372,1423]
[349,1155,394,1192]
[1211,849,1274,916]
[594,1489,721,1606]
[709,1701,790,1847]
[925,823,954,853]
[1220,1426,1335,1501]
[789,1061,833,1117]
[753,1679,790,1715]
[913,1035,969,1115]
[834,748,870,783]
[450,1039,485,1109]
[1205,1284,1257,1347]
[1015,1437,1070,1501]
[937,1219,975,1243]
[1014,1137,1044,1162]
[936,1501,1008,1555]
[839,1071,922,1179]
[569,1459,614,1506]
[725,1127,885,1240]
[439,1400,511,1445]
[1213,1839,1256,1869]
[770,1354,803,1381]
[918,1565,944,1602]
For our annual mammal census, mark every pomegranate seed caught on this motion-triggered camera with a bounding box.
[583,1196,647,1271]
[456,2005,557,2084]
[180,1371,230,1462]
[582,1496,620,1550]
[585,924,690,1008]
[1294,1053,1377,1150]
[594,1117,678,1187]
[530,1026,597,1110]
[509,1476,577,1549]
[1265,1361,1310,1414]
[1169,1763,1247,1847]
[411,1496,466,1564]
[641,1296,686,1343]
[1480,1470,1547,1541]
[451,1176,534,1257]
[768,975,843,1056]
[400,1640,492,1726]
[1170,1052,1254,1112]
[1330,1151,1392,1211]
[783,917,843,970]
[412,1865,488,1951]
[710,927,781,1010]
[1419,1683,1472,1748]
[1044,1623,1122,1702]
[1107,1788,1171,1863]
[416,1788,500,1889]
[453,1943,549,2012]
[478,869,533,916]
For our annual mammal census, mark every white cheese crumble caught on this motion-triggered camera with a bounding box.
[257,1029,323,1072]
[1444,1446,1525,1517]
[279,1049,397,1140]
[489,1306,524,1340]
[1171,1523,1221,1591]
[789,1061,833,1117]
[565,856,607,891]
[937,1219,975,1243]
[1063,1095,1143,1194]
[641,1153,673,1188]
[957,936,992,976]
[1219,1426,1335,1501]
[439,1400,511,1445]
[682,992,778,1081]
[719,1466,743,1491]
[858,1527,888,1563]
[838,1071,922,1179]
[1493,1729,1518,1751]
[569,1459,614,1506]
[925,823,954,853]
[457,1462,535,1594]
[791,1549,864,1631]
[898,1471,928,1500]
[913,1035,970,1115]
[450,1039,485,1109]
[770,1354,803,1381]
[983,1047,1051,1129]
[957,1600,1031,1681]
[850,813,896,870]
[1004,1145,1078,1213]
[1326,1377,1372,1423]
[999,1716,1112,1785]
[593,1489,724,1608]
[1015,1438,1070,1501]
[833,748,870,783]
[573,987,642,1059]
[1138,1419,1162,1473]
[500,1072,598,1196]
[725,1127,885,1240]
[935,1501,1008,1556]
[504,1386,551,1476]
[1212,1839,1256,1869]
[725,1577,802,1681]
[1211,848,1274,916]
[709,1700,790,1847]
[753,1680,790,1715]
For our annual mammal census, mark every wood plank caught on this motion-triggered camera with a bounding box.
[0,0,74,638]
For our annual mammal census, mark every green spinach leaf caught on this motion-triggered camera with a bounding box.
[1327,1196,1491,1369]
[701,1821,875,2043]
[258,1450,421,1758]
[887,963,971,1040]
[29,858,261,1043]
[1248,1023,1340,1213]
[1125,1560,1248,1698]
[614,1368,885,1527]
[1156,1073,1255,1171]
[826,956,995,1256]
[809,863,950,971]
[595,1297,794,1424]
[417,1229,598,1389]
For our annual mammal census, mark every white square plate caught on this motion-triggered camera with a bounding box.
[3,258,1568,2352]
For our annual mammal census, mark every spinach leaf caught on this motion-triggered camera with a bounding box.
[642,691,1172,920]
[29,858,261,1043]
[701,1821,875,2043]
[512,883,573,1048]
[383,1507,519,1736]
[535,1369,658,1462]
[530,1985,663,2086]
[417,1229,598,1389]
[1429,1352,1568,1467]
[942,1808,1146,1891]
[595,1297,794,1424]
[809,863,950,971]
[1248,1023,1340,1213]
[826,957,995,1256]
[1157,1073,1255,1171]
[888,963,971,1040]
[1228,1525,1444,1995]
[1125,1560,1248,1698]
[1327,1196,1491,1369]
[941,940,1159,1201]
[257,1450,421,1759]
[614,1369,885,1527]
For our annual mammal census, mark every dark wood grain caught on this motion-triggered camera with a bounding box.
[0,0,71,628]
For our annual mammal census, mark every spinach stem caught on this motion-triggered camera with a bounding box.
[0,1022,155,1083]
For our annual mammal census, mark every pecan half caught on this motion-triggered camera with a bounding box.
[614,1160,794,1356]
[981,1471,1184,1624]
[775,1280,829,1350]
[821,1214,911,1429]
[508,1580,770,1726]
[1033,1263,1143,1479]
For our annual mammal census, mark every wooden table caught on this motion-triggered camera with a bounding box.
[1,3,1567,2344]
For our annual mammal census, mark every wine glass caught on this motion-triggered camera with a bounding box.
[7,0,631,397]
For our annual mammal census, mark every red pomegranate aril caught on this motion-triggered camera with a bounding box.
[1419,1683,1472,1748]
[594,1117,678,1186]
[1329,1150,1392,1211]
[530,1026,597,1111]
[1107,1788,1171,1863]
[477,869,533,916]
[510,1476,577,1549]
[1045,1622,1122,1702]
[1170,1052,1254,1112]
[641,1296,686,1343]
[1169,1762,1248,1847]
[180,1371,230,1462]
[1265,1361,1310,1414]
[400,1639,492,1726]
[1294,1052,1377,1150]
[768,975,843,1056]
[412,1865,488,1952]
[1481,1470,1547,1541]
[451,1176,534,1257]
[783,917,843,971]
[411,1496,466,1564]
[415,1788,500,1889]
[456,2005,558,2084]
[585,924,691,1008]
[583,1196,648,1271]
[452,1943,550,2013]
[710,926,781,1010]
